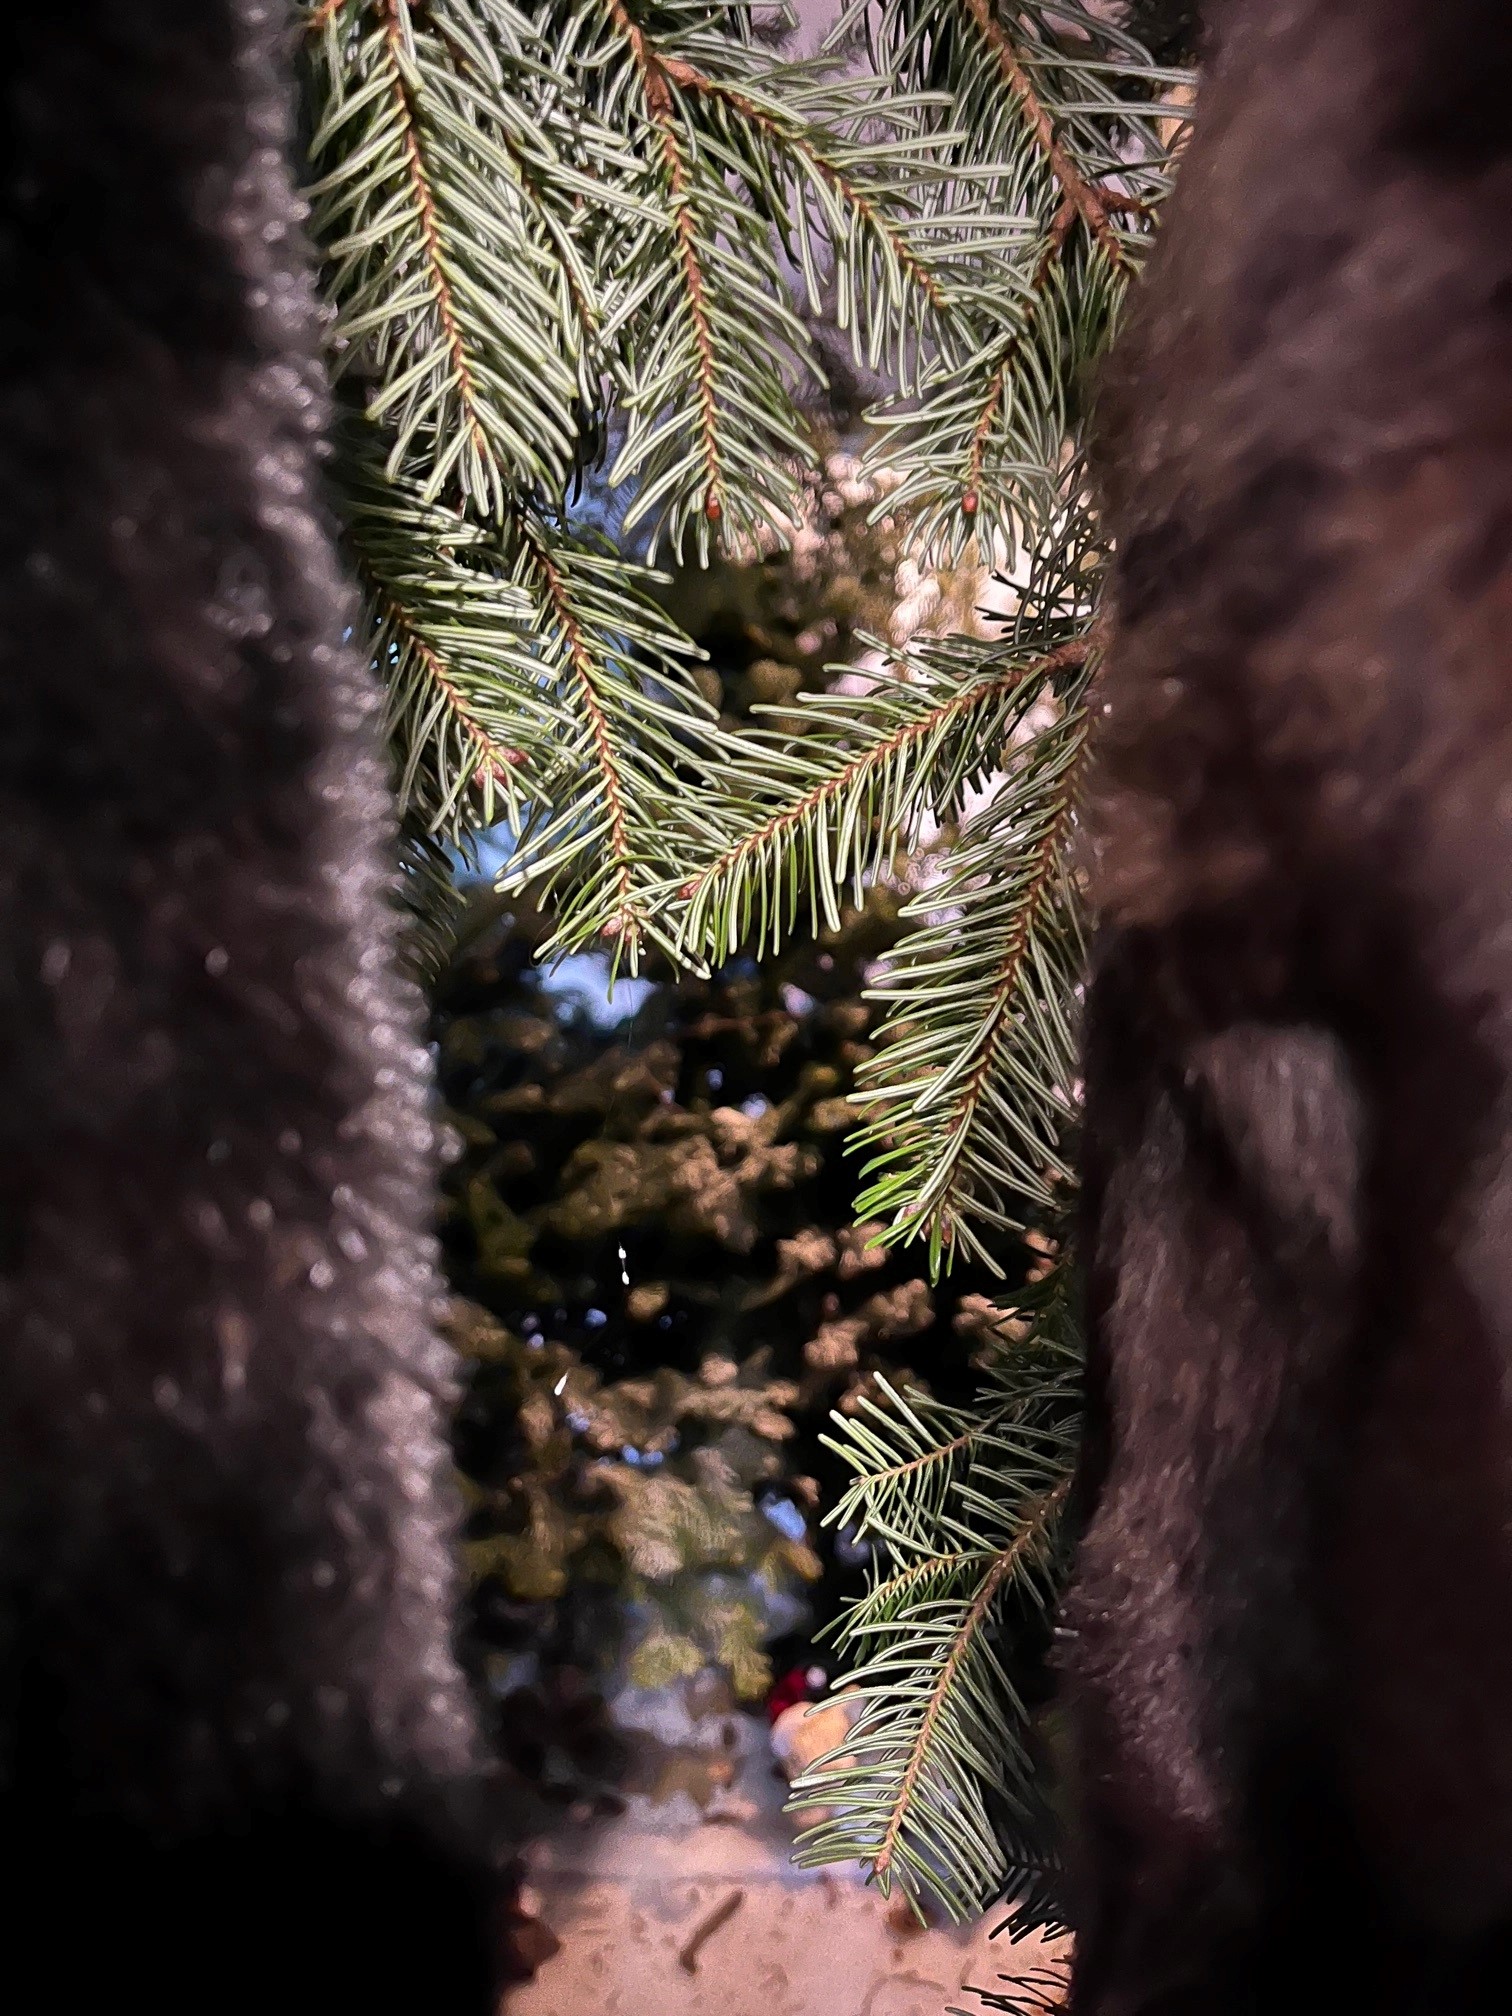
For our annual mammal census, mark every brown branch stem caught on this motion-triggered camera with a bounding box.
[656,56,951,322]
[691,637,1089,905]
[872,1477,1070,1880]
[517,520,639,936]
[904,698,1094,1252]
[960,0,1133,273]
[377,0,494,475]
[368,578,526,786]
[605,0,723,515]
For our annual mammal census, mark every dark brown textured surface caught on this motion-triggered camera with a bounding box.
[0,1,496,2004]
[1064,1,1512,2009]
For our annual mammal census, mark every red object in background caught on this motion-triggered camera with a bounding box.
[764,1664,827,1725]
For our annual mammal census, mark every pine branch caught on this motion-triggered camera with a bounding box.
[851,655,1093,1272]
[305,0,1122,953]
[822,1378,983,1558]
[304,0,587,510]
[872,201,1093,563]
[793,1263,1081,1923]
[496,516,728,967]
[397,829,473,982]
[869,1477,1068,1886]
[846,0,1189,559]
[341,446,534,838]
[596,0,814,558]
[640,55,1005,383]
[966,194,1077,489]
[307,0,349,33]
[588,0,1029,561]
[958,0,1134,274]
[339,436,720,962]
[678,632,1089,961]
[509,515,645,952]
[606,0,728,519]
[955,1961,1072,2016]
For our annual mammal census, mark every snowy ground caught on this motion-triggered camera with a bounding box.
[502,1687,1068,2016]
